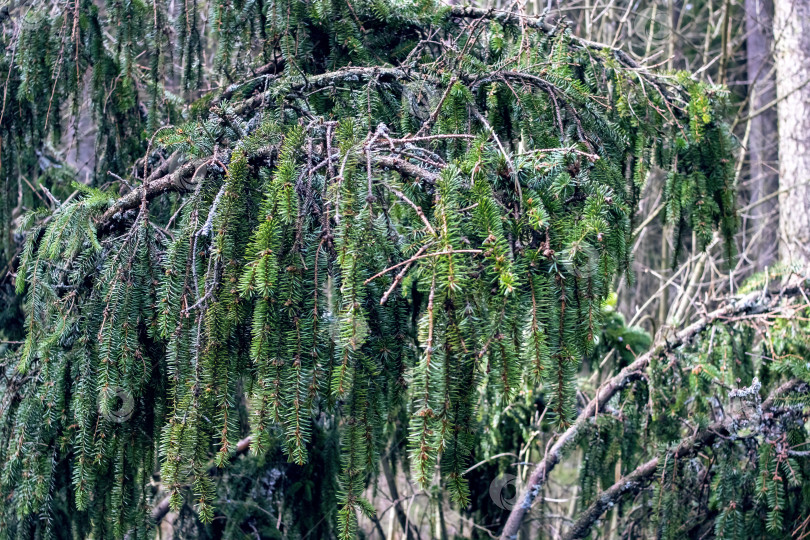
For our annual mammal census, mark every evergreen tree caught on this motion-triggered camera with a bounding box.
[0,1,807,539]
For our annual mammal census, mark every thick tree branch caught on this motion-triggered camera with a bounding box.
[233,66,415,116]
[373,155,440,184]
[97,149,437,231]
[214,58,286,105]
[100,157,209,227]
[563,458,659,540]
[499,282,809,539]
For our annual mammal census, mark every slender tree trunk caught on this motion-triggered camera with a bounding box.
[381,452,418,540]
[745,0,779,269]
[775,0,810,267]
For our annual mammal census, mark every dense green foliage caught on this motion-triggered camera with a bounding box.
[2,1,806,539]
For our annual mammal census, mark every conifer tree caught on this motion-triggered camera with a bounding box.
[0,1,807,539]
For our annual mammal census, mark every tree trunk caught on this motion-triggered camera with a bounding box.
[381,452,419,540]
[775,0,810,267]
[745,0,779,269]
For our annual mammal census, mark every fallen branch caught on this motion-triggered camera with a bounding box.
[562,378,807,540]
[499,281,808,539]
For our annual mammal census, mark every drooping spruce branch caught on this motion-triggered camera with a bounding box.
[98,139,440,228]
[0,1,742,538]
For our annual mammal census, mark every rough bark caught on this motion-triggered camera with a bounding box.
[775,0,810,267]
[745,0,779,269]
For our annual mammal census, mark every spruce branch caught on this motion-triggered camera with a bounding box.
[214,58,286,105]
[380,243,433,305]
[233,66,419,117]
[363,249,483,285]
[562,379,808,540]
[499,281,810,539]
[378,181,437,236]
[99,156,211,227]
[151,435,253,523]
[0,1,751,534]
[148,283,810,532]
[97,149,439,231]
